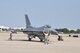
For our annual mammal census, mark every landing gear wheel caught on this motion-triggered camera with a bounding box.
[28,38,31,41]
[40,39,43,42]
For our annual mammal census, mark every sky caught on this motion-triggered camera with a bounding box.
[0,0,80,29]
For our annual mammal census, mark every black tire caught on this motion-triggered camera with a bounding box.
[40,39,43,42]
[28,38,31,41]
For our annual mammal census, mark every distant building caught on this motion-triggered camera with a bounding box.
[0,26,25,32]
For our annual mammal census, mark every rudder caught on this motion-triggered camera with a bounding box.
[25,14,31,28]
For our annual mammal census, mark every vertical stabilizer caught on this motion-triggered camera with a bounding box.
[25,14,31,28]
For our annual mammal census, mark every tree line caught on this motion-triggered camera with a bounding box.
[55,28,80,33]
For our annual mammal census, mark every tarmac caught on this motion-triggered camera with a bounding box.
[0,32,80,53]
